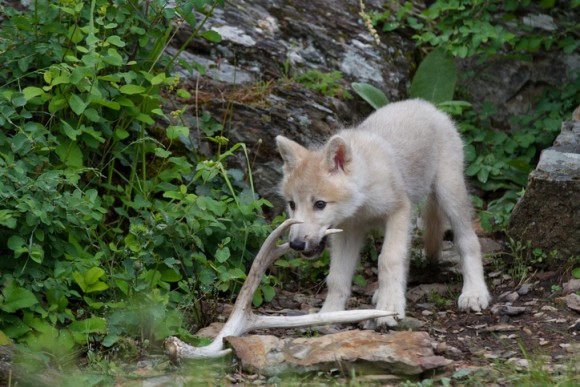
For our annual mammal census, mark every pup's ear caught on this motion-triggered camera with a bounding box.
[276,135,307,173]
[324,135,351,173]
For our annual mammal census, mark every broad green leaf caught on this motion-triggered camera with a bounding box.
[105,35,125,47]
[410,48,457,104]
[261,285,276,302]
[84,267,105,285]
[119,84,146,95]
[215,246,230,263]
[69,93,88,115]
[160,269,182,282]
[22,87,44,101]
[155,147,171,158]
[89,97,120,110]
[201,30,222,43]
[136,113,154,124]
[55,140,83,168]
[85,281,109,293]
[11,93,27,107]
[61,119,80,140]
[0,283,38,313]
[150,73,165,86]
[253,289,263,307]
[0,210,17,229]
[7,235,24,251]
[73,272,87,292]
[68,317,107,344]
[166,125,189,140]
[352,82,389,110]
[114,128,129,140]
[29,244,44,264]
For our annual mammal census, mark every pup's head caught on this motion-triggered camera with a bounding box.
[276,135,358,258]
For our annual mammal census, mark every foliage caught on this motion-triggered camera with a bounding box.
[372,0,579,60]
[355,0,580,231]
[0,0,273,358]
[351,82,389,109]
[294,70,352,99]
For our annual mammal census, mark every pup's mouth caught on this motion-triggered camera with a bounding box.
[301,236,328,259]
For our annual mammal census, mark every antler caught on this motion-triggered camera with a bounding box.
[164,219,395,361]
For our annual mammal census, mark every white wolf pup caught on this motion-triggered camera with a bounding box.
[276,99,491,327]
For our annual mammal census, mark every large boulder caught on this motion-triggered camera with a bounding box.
[508,118,580,258]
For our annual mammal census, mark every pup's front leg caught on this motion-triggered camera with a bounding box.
[372,200,412,328]
[319,228,366,313]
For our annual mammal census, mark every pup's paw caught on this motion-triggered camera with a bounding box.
[458,288,491,312]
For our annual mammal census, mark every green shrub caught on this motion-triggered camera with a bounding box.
[0,0,272,353]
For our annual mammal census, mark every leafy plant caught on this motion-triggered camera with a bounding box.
[0,0,274,363]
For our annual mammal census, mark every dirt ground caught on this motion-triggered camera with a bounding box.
[228,237,580,384]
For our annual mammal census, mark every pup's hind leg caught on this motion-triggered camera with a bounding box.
[320,227,366,313]
[435,171,491,311]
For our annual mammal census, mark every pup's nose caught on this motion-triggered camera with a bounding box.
[289,239,306,251]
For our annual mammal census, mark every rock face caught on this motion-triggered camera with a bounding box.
[170,0,415,212]
[224,330,452,377]
[508,120,580,258]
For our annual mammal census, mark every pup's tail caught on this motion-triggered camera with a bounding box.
[422,192,444,263]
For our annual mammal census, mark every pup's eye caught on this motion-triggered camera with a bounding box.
[288,201,296,211]
[314,200,327,210]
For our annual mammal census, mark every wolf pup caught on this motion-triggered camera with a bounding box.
[276,99,491,327]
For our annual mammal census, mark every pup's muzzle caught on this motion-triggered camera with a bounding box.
[288,228,343,259]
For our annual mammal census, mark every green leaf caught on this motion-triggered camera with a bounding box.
[410,48,457,104]
[0,210,17,229]
[61,119,80,140]
[572,268,580,279]
[11,92,27,107]
[0,283,38,313]
[154,147,171,158]
[29,244,44,264]
[68,318,107,344]
[69,94,88,115]
[55,140,84,168]
[252,289,263,307]
[261,285,276,302]
[167,125,189,140]
[160,268,182,282]
[85,281,109,293]
[22,86,44,101]
[73,272,87,292]
[119,84,146,95]
[351,83,389,110]
[7,235,25,251]
[84,267,105,285]
[201,30,222,43]
[89,97,120,110]
[105,35,126,47]
[215,246,230,263]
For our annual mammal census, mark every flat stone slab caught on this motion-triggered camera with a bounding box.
[225,330,452,376]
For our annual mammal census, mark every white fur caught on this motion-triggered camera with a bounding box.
[276,99,491,327]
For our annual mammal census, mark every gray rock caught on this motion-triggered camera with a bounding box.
[491,305,528,316]
[564,293,580,313]
[563,279,580,295]
[224,330,452,376]
[508,120,580,259]
[167,0,418,214]
[517,283,533,296]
